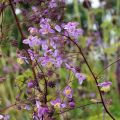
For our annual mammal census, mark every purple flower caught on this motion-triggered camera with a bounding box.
[23,36,41,47]
[44,49,53,57]
[54,57,63,68]
[4,114,10,120]
[63,86,73,98]
[24,105,31,110]
[86,37,92,47]
[28,27,38,35]
[98,81,112,87]
[98,81,112,92]
[65,64,86,84]
[60,103,66,108]
[75,73,86,85]
[50,98,66,108]
[39,23,55,34]
[41,41,48,50]
[38,56,55,67]
[0,114,10,120]
[55,25,61,32]
[64,22,79,30]
[64,22,83,38]
[50,98,61,108]
[65,63,76,73]
[49,0,57,8]
[38,106,49,118]
[36,101,49,118]
[40,18,51,24]
[69,102,75,108]
[28,81,34,88]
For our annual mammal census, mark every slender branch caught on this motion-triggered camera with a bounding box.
[8,0,42,93]
[67,36,115,120]
[56,102,102,115]
[35,59,48,104]
[96,57,120,78]
[9,0,24,39]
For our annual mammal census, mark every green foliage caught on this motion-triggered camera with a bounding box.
[15,69,33,87]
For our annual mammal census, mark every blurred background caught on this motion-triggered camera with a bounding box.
[0,0,120,119]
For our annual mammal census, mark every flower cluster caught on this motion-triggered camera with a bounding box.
[6,0,113,119]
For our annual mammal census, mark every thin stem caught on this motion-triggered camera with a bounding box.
[56,102,102,115]
[35,59,48,104]
[67,36,115,120]
[9,0,24,39]
[8,0,42,93]
[96,57,120,79]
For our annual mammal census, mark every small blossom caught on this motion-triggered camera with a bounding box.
[39,23,55,34]
[55,25,61,32]
[63,86,73,98]
[38,106,49,118]
[69,102,75,108]
[40,18,51,24]
[38,56,54,68]
[36,101,41,109]
[98,81,112,87]
[75,73,86,85]
[65,63,76,73]
[60,103,66,108]
[28,27,38,35]
[49,0,57,8]
[64,22,79,30]
[23,36,41,47]
[28,81,34,88]
[50,98,61,108]
[24,105,31,111]
[64,22,83,38]
[98,81,112,92]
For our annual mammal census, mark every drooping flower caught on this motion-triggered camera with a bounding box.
[65,63,76,73]
[63,86,73,98]
[75,73,86,85]
[65,64,86,84]
[98,81,112,92]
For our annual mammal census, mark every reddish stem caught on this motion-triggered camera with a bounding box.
[8,0,41,92]
[67,36,115,120]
